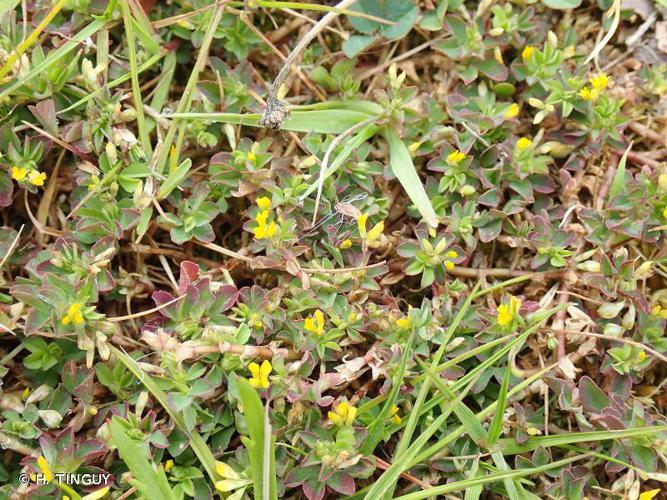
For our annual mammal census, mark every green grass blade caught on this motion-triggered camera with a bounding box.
[0,0,68,81]
[487,364,511,446]
[157,158,192,200]
[110,416,177,500]
[110,347,218,483]
[0,18,107,99]
[154,3,224,175]
[418,360,524,500]
[383,127,438,226]
[608,141,632,199]
[360,330,415,455]
[236,376,277,500]
[363,376,479,500]
[120,0,152,156]
[496,426,667,455]
[393,454,590,500]
[58,52,164,115]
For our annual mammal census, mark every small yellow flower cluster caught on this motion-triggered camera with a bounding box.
[446,149,466,165]
[389,405,401,425]
[521,46,535,62]
[11,166,46,186]
[497,296,521,327]
[252,196,277,240]
[504,103,519,119]
[578,73,611,101]
[396,315,411,329]
[248,312,263,329]
[62,303,84,326]
[662,206,667,219]
[650,304,667,319]
[357,214,384,246]
[516,137,533,150]
[248,360,272,389]
[328,400,356,426]
[444,249,458,271]
[215,460,250,494]
[304,309,325,335]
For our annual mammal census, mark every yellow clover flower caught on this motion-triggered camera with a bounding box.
[256,196,271,211]
[357,214,385,245]
[396,316,411,329]
[29,170,46,186]
[215,460,250,493]
[11,166,27,181]
[328,400,357,426]
[521,46,535,62]
[590,73,610,91]
[253,210,277,240]
[446,149,466,165]
[504,103,519,119]
[497,296,521,327]
[62,303,84,325]
[248,360,272,389]
[639,490,661,500]
[516,137,533,150]
[304,309,325,335]
[390,405,401,425]
[578,87,595,101]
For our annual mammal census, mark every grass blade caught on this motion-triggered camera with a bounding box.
[236,376,277,500]
[393,454,590,500]
[608,141,632,199]
[360,330,414,455]
[383,127,438,226]
[110,416,177,500]
[0,18,107,99]
[110,346,218,483]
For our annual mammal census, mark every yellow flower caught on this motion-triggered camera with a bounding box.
[328,401,356,426]
[216,461,241,480]
[396,316,411,329]
[255,210,269,226]
[164,459,174,472]
[247,151,256,162]
[590,73,610,91]
[662,206,667,219]
[37,455,53,482]
[390,405,401,425]
[11,166,27,181]
[446,150,466,165]
[256,196,271,210]
[638,351,646,362]
[445,260,455,271]
[497,296,521,327]
[304,309,325,335]
[578,87,597,101]
[248,360,272,389]
[516,137,533,150]
[28,170,46,186]
[253,210,277,240]
[504,103,519,119]
[521,46,535,62]
[446,250,458,259]
[62,303,84,325]
[639,490,661,500]
[357,214,384,244]
[339,239,352,249]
